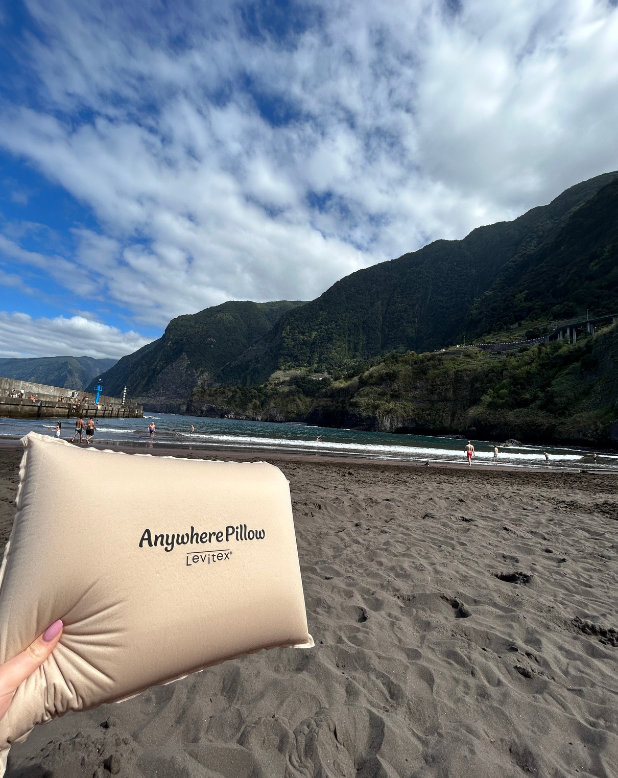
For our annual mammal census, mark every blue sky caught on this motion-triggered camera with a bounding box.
[0,0,617,358]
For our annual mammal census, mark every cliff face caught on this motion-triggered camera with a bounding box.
[140,353,200,413]
[466,175,618,335]
[188,323,618,446]
[88,300,305,411]
[219,171,618,385]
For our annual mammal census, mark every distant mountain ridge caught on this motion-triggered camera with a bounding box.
[0,356,116,391]
[88,300,306,411]
[219,171,618,385]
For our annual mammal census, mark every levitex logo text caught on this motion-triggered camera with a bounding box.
[138,524,266,560]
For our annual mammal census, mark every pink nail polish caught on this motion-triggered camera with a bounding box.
[43,620,63,643]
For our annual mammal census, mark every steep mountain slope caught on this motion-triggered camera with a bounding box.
[0,356,116,391]
[466,175,618,335]
[89,300,305,410]
[220,171,618,385]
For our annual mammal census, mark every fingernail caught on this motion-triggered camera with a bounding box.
[43,620,63,643]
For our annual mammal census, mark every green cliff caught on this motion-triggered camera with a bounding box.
[467,175,618,335]
[89,300,305,411]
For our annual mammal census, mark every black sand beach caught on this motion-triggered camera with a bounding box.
[1,445,617,777]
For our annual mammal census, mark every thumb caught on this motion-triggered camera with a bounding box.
[0,620,63,720]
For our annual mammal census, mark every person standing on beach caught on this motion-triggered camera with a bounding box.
[190,424,194,433]
[543,451,549,463]
[72,417,84,443]
[493,445,498,463]
[148,421,156,438]
[465,441,474,466]
[85,418,96,445]
[55,422,61,438]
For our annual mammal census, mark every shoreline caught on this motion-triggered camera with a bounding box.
[0,436,612,477]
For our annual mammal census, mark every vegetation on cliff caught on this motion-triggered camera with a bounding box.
[189,323,618,445]
[88,300,305,408]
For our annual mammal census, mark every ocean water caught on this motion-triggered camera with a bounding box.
[1,413,615,471]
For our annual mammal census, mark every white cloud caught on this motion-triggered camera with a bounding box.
[0,0,616,328]
[0,234,99,297]
[0,312,152,359]
[0,268,33,293]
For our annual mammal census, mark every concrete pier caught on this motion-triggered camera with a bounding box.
[0,377,142,419]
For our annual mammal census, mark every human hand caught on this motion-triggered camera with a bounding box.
[0,620,63,720]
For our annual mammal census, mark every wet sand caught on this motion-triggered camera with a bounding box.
[1,444,617,777]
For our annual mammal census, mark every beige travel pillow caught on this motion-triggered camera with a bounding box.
[0,433,312,772]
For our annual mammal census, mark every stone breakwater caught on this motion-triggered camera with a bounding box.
[0,376,142,419]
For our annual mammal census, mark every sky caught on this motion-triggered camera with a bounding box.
[1,0,617,359]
